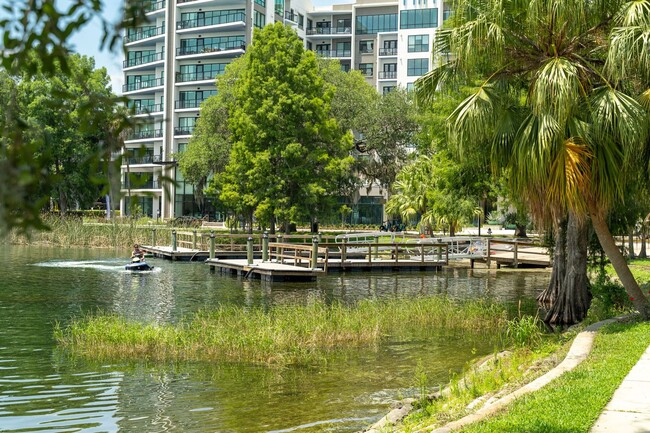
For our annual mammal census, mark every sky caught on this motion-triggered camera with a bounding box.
[69,0,349,95]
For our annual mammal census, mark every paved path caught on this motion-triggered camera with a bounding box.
[591,345,650,433]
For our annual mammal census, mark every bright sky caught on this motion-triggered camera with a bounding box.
[70,0,350,95]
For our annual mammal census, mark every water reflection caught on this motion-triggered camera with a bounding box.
[0,245,549,432]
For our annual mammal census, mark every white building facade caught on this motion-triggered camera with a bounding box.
[120,0,450,222]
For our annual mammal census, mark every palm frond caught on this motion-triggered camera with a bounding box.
[640,87,650,111]
[530,57,584,125]
[414,62,458,106]
[606,25,650,82]
[613,0,650,26]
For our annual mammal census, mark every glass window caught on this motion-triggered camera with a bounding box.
[400,8,438,29]
[359,40,374,54]
[178,9,245,30]
[178,63,227,82]
[358,63,374,76]
[356,14,398,34]
[407,58,428,76]
[254,10,266,28]
[408,34,429,52]
[178,35,245,55]
[383,86,396,95]
[255,0,265,6]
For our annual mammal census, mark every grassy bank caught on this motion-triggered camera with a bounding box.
[400,319,650,433]
[56,297,513,365]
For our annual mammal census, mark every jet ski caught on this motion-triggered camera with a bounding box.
[125,256,154,271]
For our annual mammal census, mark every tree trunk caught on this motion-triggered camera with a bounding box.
[591,211,650,320]
[514,224,528,238]
[628,226,636,259]
[640,224,647,259]
[544,214,591,326]
[537,219,566,309]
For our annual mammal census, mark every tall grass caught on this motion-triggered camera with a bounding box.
[6,215,172,248]
[56,297,511,365]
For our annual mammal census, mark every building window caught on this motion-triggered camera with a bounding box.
[177,90,217,109]
[178,9,245,30]
[359,63,374,77]
[359,40,374,54]
[255,0,265,6]
[400,8,438,29]
[356,13,398,34]
[406,82,415,91]
[383,86,396,95]
[178,35,245,55]
[408,34,429,52]
[407,58,428,76]
[254,10,266,28]
[177,63,227,82]
[341,63,351,72]
[298,14,304,29]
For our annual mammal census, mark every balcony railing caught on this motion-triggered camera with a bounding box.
[174,126,196,136]
[306,27,352,35]
[284,11,298,22]
[175,99,209,109]
[379,47,398,56]
[126,129,163,140]
[123,180,161,189]
[316,50,352,58]
[123,52,164,68]
[132,104,164,115]
[124,25,165,44]
[142,0,165,13]
[378,71,397,79]
[122,77,164,93]
[177,0,199,3]
[176,12,246,30]
[124,154,163,165]
[359,47,374,54]
[177,41,245,56]
[176,71,223,83]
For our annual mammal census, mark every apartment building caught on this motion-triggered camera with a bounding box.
[121,0,450,223]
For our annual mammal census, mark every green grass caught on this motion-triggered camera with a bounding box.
[56,297,512,366]
[438,320,650,433]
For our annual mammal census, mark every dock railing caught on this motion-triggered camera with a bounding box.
[486,238,549,267]
[269,242,330,271]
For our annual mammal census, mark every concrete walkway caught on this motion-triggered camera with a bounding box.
[590,345,650,433]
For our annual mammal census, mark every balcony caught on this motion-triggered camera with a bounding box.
[306,27,352,36]
[124,25,165,44]
[175,100,208,109]
[379,47,398,56]
[141,0,165,13]
[122,77,164,93]
[176,41,245,57]
[176,11,245,31]
[126,129,163,141]
[176,71,223,83]
[284,11,297,22]
[122,180,161,190]
[123,52,164,69]
[174,126,196,136]
[132,104,164,115]
[123,154,163,165]
[378,71,397,79]
[316,50,352,58]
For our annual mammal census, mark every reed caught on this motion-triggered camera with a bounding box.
[55,297,510,365]
[6,215,173,248]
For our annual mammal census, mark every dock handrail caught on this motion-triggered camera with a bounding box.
[269,242,329,271]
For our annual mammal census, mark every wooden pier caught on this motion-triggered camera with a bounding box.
[141,230,551,280]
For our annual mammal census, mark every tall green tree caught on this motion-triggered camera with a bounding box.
[16,54,116,214]
[222,23,354,232]
[417,0,650,322]
[0,1,145,234]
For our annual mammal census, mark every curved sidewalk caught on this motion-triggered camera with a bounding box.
[590,345,650,433]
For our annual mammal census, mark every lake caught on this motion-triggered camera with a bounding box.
[0,245,549,432]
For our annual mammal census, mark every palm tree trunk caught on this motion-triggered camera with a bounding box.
[640,224,647,259]
[537,218,566,309]
[628,226,636,259]
[591,212,650,320]
[544,214,591,326]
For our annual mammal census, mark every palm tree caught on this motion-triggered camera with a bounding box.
[416,0,650,320]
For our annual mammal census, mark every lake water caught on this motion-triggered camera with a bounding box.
[0,245,549,432]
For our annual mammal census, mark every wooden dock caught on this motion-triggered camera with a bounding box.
[141,230,551,280]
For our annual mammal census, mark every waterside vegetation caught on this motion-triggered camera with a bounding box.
[56,297,517,366]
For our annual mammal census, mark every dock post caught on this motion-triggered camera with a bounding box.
[278,234,284,263]
[311,236,319,269]
[247,236,254,265]
[374,234,379,259]
[262,232,269,262]
[152,228,157,247]
[172,230,177,252]
[342,238,347,263]
[192,230,197,250]
[513,241,519,268]
[318,231,322,243]
[486,238,491,268]
[209,231,215,260]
